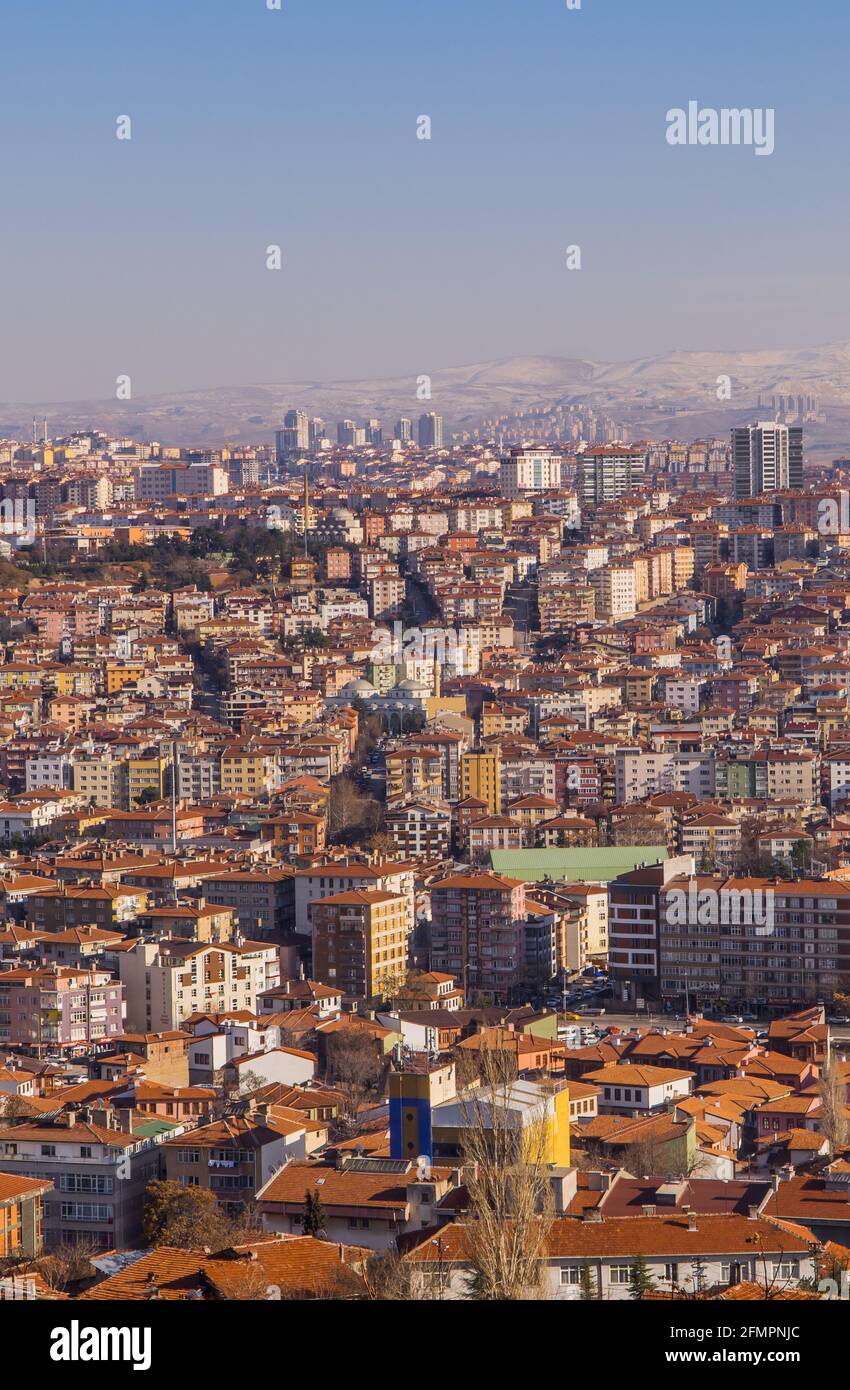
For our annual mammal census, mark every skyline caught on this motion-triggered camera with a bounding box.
[3,0,850,401]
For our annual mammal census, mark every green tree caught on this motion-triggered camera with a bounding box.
[301,1188,327,1238]
[629,1252,655,1300]
[580,1262,598,1301]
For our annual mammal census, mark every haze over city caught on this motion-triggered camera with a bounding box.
[4,0,850,1354]
[3,0,850,403]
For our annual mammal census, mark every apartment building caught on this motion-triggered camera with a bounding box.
[203,869,295,937]
[311,889,408,999]
[0,966,124,1050]
[0,1108,177,1249]
[658,875,850,1014]
[429,871,527,1000]
[119,938,280,1032]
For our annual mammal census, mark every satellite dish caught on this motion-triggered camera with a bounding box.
[416,1154,432,1181]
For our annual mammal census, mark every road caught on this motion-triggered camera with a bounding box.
[555,1007,850,1046]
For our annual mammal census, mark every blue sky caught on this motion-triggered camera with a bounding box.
[1,0,848,400]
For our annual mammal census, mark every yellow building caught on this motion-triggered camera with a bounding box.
[126,755,167,807]
[311,889,408,1000]
[460,749,501,816]
[220,747,275,796]
[430,1076,571,1167]
[105,662,147,695]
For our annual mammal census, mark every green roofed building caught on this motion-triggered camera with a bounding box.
[488,846,668,883]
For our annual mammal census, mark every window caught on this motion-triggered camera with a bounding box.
[560,1265,581,1285]
[41,1145,56,1157]
[664,1263,679,1284]
[609,1264,634,1285]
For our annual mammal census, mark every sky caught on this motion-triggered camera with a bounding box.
[1,0,849,402]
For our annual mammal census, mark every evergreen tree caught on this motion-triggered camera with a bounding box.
[629,1252,655,1300]
[301,1188,327,1237]
[579,1262,598,1301]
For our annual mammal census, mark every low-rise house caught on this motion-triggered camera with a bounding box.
[256,1154,461,1252]
[404,1211,816,1299]
[583,1064,693,1116]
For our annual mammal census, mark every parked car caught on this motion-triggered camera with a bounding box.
[827,1015,850,1026]
[722,1014,744,1024]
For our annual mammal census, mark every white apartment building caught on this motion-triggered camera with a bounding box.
[589,564,637,620]
[119,939,280,1033]
[615,748,715,803]
[499,448,562,499]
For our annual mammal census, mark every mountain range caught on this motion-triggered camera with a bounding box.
[3,342,850,455]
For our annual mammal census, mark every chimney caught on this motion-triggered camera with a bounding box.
[119,1108,134,1134]
[687,1213,698,1232]
[63,1109,76,1129]
[748,1204,759,1220]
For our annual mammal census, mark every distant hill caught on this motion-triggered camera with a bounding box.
[2,342,850,454]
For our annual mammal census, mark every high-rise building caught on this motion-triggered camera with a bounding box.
[429,871,527,1000]
[418,413,443,449]
[308,417,326,449]
[311,889,408,999]
[395,417,412,444]
[337,420,366,447]
[499,447,562,499]
[732,422,803,499]
[275,409,310,463]
[579,445,646,506]
[459,749,501,815]
[365,419,383,446]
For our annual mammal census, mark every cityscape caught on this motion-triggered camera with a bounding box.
[3,0,850,1363]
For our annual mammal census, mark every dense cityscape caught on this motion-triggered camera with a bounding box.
[0,409,848,1318]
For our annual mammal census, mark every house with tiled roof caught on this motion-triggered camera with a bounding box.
[81,1235,370,1301]
[403,1210,816,1300]
[256,1154,461,1253]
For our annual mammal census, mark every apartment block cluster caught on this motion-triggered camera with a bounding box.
[1,410,850,1301]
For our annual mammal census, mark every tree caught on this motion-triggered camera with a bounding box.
[579,1261,598,1301]
[40,1239,102,1294]
[143,1180,233,1250]
[301,1189,327,1238]
[818,1054,850,1156]
[325,1030,384,1134]
[609,814,665,848]
[457,1044,554,1300]
[327,774,382,844]
[629,1252,655,1300]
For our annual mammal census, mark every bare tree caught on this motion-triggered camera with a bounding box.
[40,1239,102,1294]
[325,1030,384,1135]
[457,1045,554,1300]
[818,1053,849,1156]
